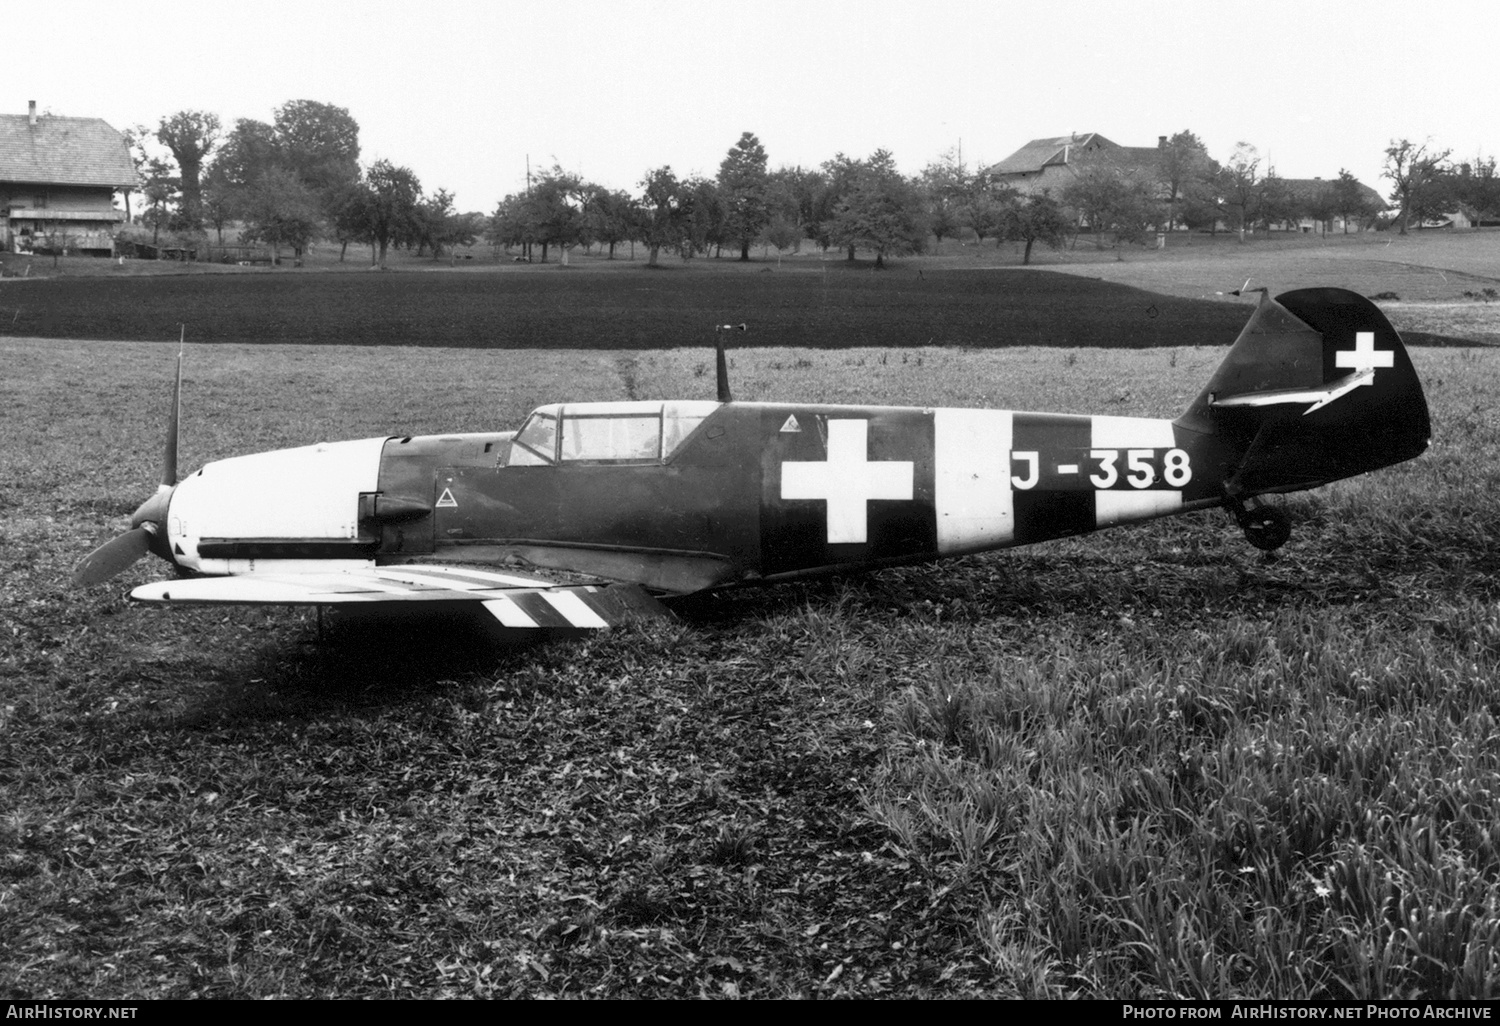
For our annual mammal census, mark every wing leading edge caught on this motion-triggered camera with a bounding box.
[130,564,667,629]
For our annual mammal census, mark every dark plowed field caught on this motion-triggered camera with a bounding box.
[0,266,1255,348]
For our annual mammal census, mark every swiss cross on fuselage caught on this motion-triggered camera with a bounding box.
[780,419,914,544]
[1337,332,1394,375]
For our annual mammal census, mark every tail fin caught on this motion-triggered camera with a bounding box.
[1176,288,1429,498]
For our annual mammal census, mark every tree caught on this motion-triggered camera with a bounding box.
[155,110,221,230]
[1061,164,1160,249]
[921,147,975,245]
[767,165,823,250]
[1440,156,1500,220]
[1256,171,1299,232]
[1003,192,1067,265]
[1062,164,1126,248]
[586,189,639,259]
[1384,139,1452,235]
[272,100,361,200]
[1179,160,1228,233]
[759,215,802,262]
[139,157,179,245]
[682,176,726,258]
[488,192,532,256]
[826,150,928,268]
[811,154,865,257]
[209,118,280,194]
[1303,181,1338,236]
[962,192,1012,244]
[200,177,238,245]
[637,166,688,267]
[1332,169,1373,233]
[202,104,362,237]
[1110,173,1163,245]
[1223,143,1262,241]
[525,167,588,263]
[201,117,278,248]
[327,180,374,261]
[238,167,322,264]
[487,168,590,263]
[717,132,771,260]
[1157,131,1211,231]
[363,160,423,267]
[411,188,480,259]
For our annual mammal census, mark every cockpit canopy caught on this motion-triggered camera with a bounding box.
[505,401,721,467]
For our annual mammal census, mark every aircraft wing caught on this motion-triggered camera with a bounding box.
[130,563,667,629]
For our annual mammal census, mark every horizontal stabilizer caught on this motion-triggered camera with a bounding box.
[1210,370,1374,415]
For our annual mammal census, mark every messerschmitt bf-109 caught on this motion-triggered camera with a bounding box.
[76,288,1430,630]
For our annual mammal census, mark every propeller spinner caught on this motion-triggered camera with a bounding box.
[74,346,184,586]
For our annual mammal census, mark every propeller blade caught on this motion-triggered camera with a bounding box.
[161,340,183,488]
[73,527,153,586]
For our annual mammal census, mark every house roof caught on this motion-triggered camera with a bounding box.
[1280,177,1387,211]
[989,134,1106,174]
[0,113,136,189]
[1108,146,1166,170]
[988,133,1162,176]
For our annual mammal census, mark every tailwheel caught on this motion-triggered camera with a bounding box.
[1226,498,1292,551]
[1243,506,1291,551]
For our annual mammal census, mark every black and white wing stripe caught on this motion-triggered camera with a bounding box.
[130,564,666,628]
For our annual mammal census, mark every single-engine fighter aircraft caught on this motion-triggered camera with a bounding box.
[76,288,1429,630]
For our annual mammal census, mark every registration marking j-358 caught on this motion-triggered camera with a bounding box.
[1009,447,1192,491]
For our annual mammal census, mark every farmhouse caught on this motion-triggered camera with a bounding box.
[0,101,135,256]
[1282,177,1387,233]
[986,133,1166,195]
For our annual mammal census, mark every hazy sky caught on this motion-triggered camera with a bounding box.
[20,0,1495,211]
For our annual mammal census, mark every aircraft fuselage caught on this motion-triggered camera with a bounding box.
[162,401,1253,596]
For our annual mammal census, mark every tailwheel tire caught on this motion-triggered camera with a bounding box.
[1243,506,1291,551]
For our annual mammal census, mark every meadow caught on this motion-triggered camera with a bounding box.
[0,262,1257,350]
[2,254,1500,998]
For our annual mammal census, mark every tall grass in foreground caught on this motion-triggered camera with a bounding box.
[862,348,1500,997]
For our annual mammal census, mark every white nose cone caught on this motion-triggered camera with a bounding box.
[168,437,388,573]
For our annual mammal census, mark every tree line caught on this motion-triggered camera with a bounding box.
[1382,139,1499,234]
[129,104,1498,268]
[132,101,481,265]
[487,134,1074,267]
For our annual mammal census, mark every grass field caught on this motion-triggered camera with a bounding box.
[3,228,1496,349]
[0,264,1259,350]
[3,261,1500,998]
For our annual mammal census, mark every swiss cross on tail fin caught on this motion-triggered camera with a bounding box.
[1335,332,1394,374]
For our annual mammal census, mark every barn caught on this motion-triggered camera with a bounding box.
[0,101,136,256]
[985,133,1166,196]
